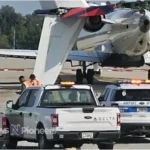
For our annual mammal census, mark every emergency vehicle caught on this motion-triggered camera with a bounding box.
[99,79,150,136]
[3,81,120,149]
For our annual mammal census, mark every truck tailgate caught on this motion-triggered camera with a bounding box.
[56,107,119,131]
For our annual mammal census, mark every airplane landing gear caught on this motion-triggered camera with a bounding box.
[94,69,101,76]
[76,68,94,84]
[75,61,99,84]
[76,69,84,84]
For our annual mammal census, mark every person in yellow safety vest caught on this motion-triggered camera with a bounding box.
[29,74,41,86]
[18,76,32,94]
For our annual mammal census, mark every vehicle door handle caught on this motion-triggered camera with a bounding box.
[19,112,23,115]
[29,113,32,116]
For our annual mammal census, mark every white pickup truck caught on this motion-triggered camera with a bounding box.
[4,82,120,149]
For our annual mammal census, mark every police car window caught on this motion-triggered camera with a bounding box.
[17,90,30,107]
[110,90,117,101]
[114,89,150,101]
[104,88,111,101]
[26,89,39,107]
[101,88,107,96]
[40,89,96,107]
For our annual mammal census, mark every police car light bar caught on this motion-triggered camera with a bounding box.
[117,79,150,84]
[60,81,75,86]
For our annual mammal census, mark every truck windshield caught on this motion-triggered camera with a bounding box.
[114,89,150,101]
[40,89,96,107]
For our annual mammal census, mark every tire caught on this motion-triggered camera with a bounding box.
[38,133,50,150]
[148,69,150,80]
[76,69,83,84]
[98,143,114,150]
[5,123,18,149]
[87,69,94,84]
[5,139,17,149]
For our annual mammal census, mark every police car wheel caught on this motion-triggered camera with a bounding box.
[5,139,17,149]
[98,143,114,150]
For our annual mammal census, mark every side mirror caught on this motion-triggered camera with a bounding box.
[6,100,13,109]
[98,96,104,101]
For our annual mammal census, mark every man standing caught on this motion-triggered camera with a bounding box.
[29,74,41,86]
[18,76,32,94]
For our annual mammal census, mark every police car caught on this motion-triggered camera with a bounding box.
[99,79,150,136]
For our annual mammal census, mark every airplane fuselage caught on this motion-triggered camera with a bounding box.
[77,8,150,56]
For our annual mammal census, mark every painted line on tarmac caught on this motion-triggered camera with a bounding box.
[94,76,127,83]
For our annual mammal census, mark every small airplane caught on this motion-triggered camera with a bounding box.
[0,1,150,84]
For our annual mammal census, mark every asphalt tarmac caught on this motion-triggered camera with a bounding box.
[0,58,150,149]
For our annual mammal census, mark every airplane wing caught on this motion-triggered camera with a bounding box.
[0,49,37,59]
[0,49,110,63]
[68,50,110,62]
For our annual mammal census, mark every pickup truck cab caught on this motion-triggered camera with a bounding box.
[4,81,120,149]
[99,79,150,136]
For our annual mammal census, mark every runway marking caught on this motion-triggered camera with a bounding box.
[0,68,24,71]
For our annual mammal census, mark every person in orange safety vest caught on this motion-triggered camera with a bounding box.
[18,76,32,94]
[29,74,41,86]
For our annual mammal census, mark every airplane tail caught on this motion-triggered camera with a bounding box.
[33,0,115,84]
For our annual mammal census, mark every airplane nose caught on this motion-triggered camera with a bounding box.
[139,15,150,33]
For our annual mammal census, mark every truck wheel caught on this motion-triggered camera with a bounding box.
[5,139,17,149]
[5,124,18,149]
[98,143,114,150]
[38,133,49,150]
[87,69,94,84]
[76,69,83,84]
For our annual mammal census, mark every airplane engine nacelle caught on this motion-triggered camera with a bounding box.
[83,16,105,32]
[101,54,145,68]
